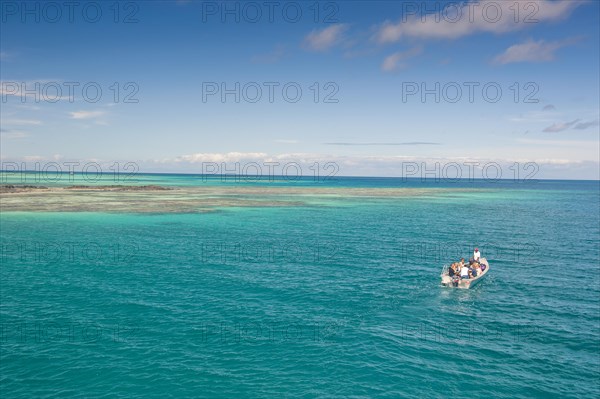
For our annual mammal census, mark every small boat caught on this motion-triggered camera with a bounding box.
[440,258,489,289]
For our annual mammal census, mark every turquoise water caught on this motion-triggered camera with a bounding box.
[1,177,599,398]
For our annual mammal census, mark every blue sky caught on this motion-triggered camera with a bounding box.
[1,0,599,179]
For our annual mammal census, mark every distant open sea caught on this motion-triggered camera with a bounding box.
[1,174,599,398]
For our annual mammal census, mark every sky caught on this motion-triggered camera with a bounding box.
[1,0,599,179]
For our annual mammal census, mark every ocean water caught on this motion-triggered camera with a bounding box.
[1,176,599,398]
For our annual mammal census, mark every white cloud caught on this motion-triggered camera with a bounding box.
[543,119,579,132]
[275,139,299,144]
[0,129,28,139]
[517,138,600,146]
[169,153,600,179]
[69,110,106,119]
[574,120,599,130]
[15,104,42,111]
[374,0,580,44]
[381,46,423,71]
[176,152,269,163]
[171,152,598,169]
[0,118,42,125]
[4,154,598,179]
[303,24,348,51]
[493,38,576,64]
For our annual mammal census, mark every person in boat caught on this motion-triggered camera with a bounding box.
[466,260,475,277]
[448,264,456,277]
[459,258,465,267]
[473,248,481,262]
[472,262,481,277]
[452,268,460,286]
[455,263,461,275]
[448,264,460,286]
[460,264,470,279]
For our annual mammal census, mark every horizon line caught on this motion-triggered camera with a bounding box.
[1,170,599,182]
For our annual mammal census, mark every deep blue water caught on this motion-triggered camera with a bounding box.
[1,177,599,398]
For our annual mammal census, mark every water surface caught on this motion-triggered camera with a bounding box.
[1,176,599,398]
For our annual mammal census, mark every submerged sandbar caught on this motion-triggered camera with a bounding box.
[0,184,484,213]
